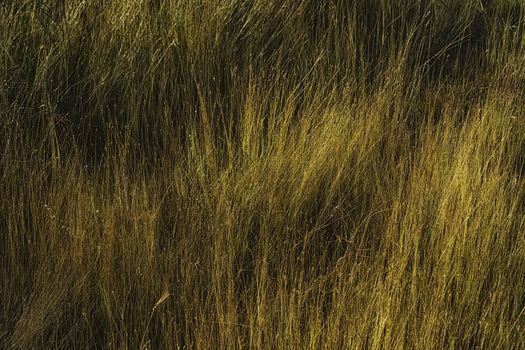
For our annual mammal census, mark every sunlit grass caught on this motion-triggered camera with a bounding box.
[1,0,524,348]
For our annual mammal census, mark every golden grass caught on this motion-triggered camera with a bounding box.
[1,0,524,348]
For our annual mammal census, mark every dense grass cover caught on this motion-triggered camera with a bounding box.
[1,0,524,348]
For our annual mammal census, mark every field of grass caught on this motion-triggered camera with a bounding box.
[1,0,524,348]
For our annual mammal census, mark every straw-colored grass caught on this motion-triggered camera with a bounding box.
[1,0,524,348]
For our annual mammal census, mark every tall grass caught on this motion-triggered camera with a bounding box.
[1,0,524,348]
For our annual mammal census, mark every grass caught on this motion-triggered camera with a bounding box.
[1,0,524,348]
